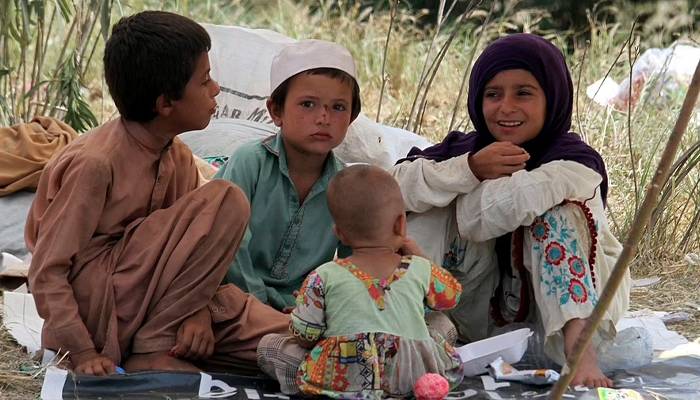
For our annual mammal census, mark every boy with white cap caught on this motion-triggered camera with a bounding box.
[215,39,361,312]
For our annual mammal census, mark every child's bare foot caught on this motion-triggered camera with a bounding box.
[563,318,613,388]
[569,346,613,388]
[124,351,200,372]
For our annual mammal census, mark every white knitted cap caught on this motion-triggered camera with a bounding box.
[269,39,357,94]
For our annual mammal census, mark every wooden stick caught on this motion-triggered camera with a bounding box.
[550,59,700,399]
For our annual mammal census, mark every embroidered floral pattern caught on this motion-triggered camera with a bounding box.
[568,256,585,278]
[531,217,550,242]
[568,279,588,303]
[563,200,599,288]
[545,242,566,265]
[532,208,598,307]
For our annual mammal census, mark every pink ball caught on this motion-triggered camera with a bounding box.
[413,373,450,400]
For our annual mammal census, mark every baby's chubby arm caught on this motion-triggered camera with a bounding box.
[288,271,327,349]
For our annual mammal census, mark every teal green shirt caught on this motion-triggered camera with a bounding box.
[214,133,344,310]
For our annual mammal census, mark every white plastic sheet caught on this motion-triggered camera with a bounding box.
[2,290,44,354]
[587,43,700,111]
[199,23,432,169]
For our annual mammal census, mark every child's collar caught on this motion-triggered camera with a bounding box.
[121,118,174,153]
[262,132,344,186]
[261,133,283,157]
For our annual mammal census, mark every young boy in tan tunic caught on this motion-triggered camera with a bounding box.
[25,11,288,376]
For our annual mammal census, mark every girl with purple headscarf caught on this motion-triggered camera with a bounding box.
[392,34,648,388]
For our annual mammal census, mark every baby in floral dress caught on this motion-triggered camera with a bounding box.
[289,165,464,398]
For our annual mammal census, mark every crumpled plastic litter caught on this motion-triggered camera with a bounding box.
[586,43,700,111]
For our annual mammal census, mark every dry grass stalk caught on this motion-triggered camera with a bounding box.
[626,20,641,213]
[412,0,482,134]
[375,0,398,123]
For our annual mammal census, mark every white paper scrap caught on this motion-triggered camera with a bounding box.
[40,366,67,400]
[1,252,27,271]
[2,290,44,354]
[445,389,477,399]
[480,375,510,391]
[617,313,688,352]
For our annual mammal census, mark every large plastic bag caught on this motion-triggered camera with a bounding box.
[195,23,431,169]
[586,43,700,111]
[204,24,293,125]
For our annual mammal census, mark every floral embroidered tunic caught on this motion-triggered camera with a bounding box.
[392,155,631,366]
[291,255,463,398]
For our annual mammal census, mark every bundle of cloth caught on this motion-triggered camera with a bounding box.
[1,117,78,196]
[0,117,78,258]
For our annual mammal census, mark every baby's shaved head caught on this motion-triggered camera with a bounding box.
[327,164,405,243]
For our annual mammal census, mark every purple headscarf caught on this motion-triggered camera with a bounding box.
[401,33,608,204]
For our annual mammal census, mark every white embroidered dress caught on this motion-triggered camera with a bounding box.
[391,154,631,365]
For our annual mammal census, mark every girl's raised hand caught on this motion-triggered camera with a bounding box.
[468,142,530,180]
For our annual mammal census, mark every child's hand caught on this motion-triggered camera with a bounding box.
[468,142,530,180]
[170,307,215,360]
[399,238,425,258]
[282,290,301,313]
[73,350,117,376]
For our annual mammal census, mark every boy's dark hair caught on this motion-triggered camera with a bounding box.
[269,68,361,120]
[104,11,211,122]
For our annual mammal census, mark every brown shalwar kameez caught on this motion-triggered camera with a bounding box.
[25,118,288,369]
